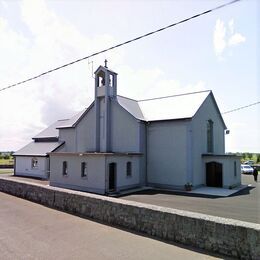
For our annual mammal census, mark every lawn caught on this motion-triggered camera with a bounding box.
[0,169,14,174]
[0,158,14,165]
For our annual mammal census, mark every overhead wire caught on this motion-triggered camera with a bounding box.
[222,101,260,115]
[0,0,240,93]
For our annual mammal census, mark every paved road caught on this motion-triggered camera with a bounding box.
[122,175,260,224]
[0,192,227,260]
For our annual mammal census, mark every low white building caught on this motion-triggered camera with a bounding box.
[14,64,241,193]
[13,120,65,179]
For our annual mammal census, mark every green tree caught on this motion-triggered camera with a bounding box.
[248,153,253,160]
[257,154,260,163]
[3,154,10,160]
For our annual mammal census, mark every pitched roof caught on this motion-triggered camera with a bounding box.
[57,103,94,129]
[13,141,64,156]
[33,119,68,140]
[117,90,211,122]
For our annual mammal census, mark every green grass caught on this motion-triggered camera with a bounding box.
[0,158,14,165]
[0,169,14,174]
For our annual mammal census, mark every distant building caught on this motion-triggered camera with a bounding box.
[14,64,241,193]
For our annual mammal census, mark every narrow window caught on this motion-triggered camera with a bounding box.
[126,161,132,177]
[207,120,214,153]
[234,161,237,177]
[31,158,38,169]
[62,161,68,176]
[81,162,87,178]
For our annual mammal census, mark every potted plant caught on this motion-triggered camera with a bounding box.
[184,182,193,191]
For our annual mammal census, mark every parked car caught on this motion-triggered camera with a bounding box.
[241,164,254,174]
[244,160,255,166]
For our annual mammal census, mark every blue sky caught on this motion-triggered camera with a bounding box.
[0,0,259,152]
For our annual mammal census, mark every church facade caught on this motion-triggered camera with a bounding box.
[14,64,241,194]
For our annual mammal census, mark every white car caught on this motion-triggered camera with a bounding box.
[241,164,254,174]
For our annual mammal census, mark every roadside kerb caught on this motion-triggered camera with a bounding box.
[0,177,259,259]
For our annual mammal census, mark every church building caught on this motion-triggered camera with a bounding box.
[14,63,241,194]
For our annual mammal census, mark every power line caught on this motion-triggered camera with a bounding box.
[222,101,260,115]
[0,0,240,93]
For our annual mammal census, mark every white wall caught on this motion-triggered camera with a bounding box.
[191,94,226,186]
[15,156,48,179]
[147,121,187,188]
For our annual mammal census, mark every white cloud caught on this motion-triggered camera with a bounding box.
[213,19,226,56]
[0,0,123,151]
[228,19,234,34]
[213,19,246,57]
[228,33,246,46]
[0,0,210,151]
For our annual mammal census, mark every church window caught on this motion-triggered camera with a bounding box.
[31,158,38,169]
[207,120,214,153]
[81,162,87,178]
[126,161,132,177]
[62,161,68,176]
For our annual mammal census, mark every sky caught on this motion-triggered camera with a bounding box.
[0,0,259,153]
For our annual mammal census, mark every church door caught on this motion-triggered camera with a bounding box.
[108,163,116,192]
[206,162,223,187]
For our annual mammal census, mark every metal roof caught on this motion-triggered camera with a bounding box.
[117,90,211,121]
[14,141,64,156]
[33,120,68,139]
[57,103,94,129]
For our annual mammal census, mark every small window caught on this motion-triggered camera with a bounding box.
[81,162,87,178]
[31,158,38,169]
[234,161,237,177]
[126,162,132,177]
[62,161,68,176]
[207,120,214,153]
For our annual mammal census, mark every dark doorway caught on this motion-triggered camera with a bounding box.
[109,163,116,192]
[206,162,223,187]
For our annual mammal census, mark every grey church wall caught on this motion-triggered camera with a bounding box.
[203,156,241,188]
[75,106,96,152]
[110,101,140,152]
[50,154,106,194]
[15,156,48,179]
[106,155,142,191]
[147,121,187,188]
[0,177,259,260]
[191,95,226,186]
[59,128,76,152]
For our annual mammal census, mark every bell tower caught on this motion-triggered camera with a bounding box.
[94,61,117,152]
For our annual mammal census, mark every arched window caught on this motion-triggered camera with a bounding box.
[207,120,214,153]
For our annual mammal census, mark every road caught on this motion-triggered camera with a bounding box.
[122,175,260,224]
[0,192,227,260]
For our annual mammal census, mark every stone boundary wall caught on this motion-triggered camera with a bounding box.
[0,177,259,259]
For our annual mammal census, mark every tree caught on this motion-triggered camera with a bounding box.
[248,153,253,160]
[257,154,260,163]
[3,154,10,160]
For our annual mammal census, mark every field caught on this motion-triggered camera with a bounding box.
[0,169,13,174]
[0,158,14,165]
